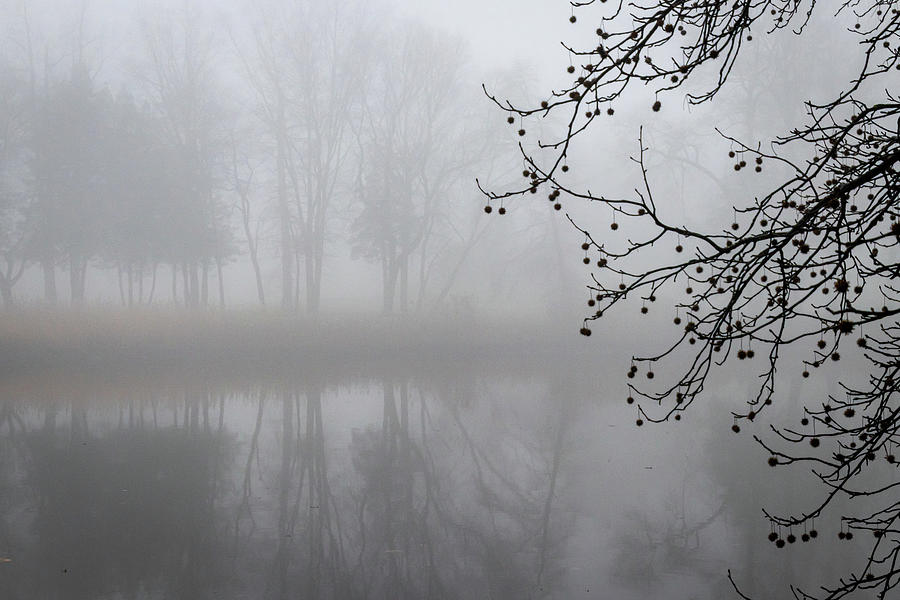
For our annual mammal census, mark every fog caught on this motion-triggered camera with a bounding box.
[0,0,878,598]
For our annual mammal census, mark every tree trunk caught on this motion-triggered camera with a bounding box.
[42,258,57,305]
[399,253,409,314]
[148,262,158,304]
[243,208,265,306]
[189,262,200,308]
[305,252,320,315]
[182,262,190,307]
[0,278,12,308]
[201,261,209,307]
[127,262,133,307]
[117,264,125,306]
[216,255,225,309]
[277,101,293,311]
[69,256,86,305]
[383,257,398,314]
[137,261,144,304]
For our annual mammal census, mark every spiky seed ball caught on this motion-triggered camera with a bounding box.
[838,532,846,540]
[636,418,643,426]
[845,532,854,540]
[507,116,515,124]
[646,371,654,379]
[583,257,590,264]
[484,205,492,214]
[732,424,740,433]
[498,207,506,215]
[787,534,796,544]
[580,327,591,336]
[801,533,810,542]
[810,438,820,448]
[768,532,778,542]
[610,222,618,230]
[801,417,809,426]
[567,65,575,74]
[652,100,661,112]
[541,101,549,109]
[562,165,569,172]
[809,529,818,538]
[626,396,634,404]
[569,15,576,23]
[554,203,562,211]
[582,242,590,250]
[737,350,747,360]
[776,539,785,548]
[518,129,526,136]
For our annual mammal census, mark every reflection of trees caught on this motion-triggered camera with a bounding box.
[350,379,438,598]
[255,384,353,599]
[2,388,236,600]
[0,374,584,599]
[346,375,579,598]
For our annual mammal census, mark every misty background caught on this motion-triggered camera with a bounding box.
[0,0,872,598]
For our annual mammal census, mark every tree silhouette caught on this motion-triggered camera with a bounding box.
[483,2,900,598]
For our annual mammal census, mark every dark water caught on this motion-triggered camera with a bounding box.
[0,368,861,599]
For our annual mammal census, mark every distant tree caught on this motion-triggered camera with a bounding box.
[353,25,510,314]
[237,0,369,314]
[485,2,900,599]
[0,64,29,306]
[28,64,109,304]
[102,91,174,306]
[137,6,234,308]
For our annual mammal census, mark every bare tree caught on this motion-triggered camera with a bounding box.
[484,2,900,598]
[137,4,232,308]
[0,63,28,307]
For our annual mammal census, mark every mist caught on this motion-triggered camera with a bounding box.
[0,0,885,598]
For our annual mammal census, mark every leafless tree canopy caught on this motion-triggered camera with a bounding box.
[484,1,900,598]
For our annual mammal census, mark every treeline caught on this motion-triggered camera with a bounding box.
[0,0,526,312]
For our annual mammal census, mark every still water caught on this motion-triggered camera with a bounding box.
[0,368,859,599]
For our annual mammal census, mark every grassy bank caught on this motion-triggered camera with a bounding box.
[0,308,601,384]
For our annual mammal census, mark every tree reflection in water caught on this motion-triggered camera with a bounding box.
[0,368,843,599]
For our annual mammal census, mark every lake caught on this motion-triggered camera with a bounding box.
[0,357,861,600]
